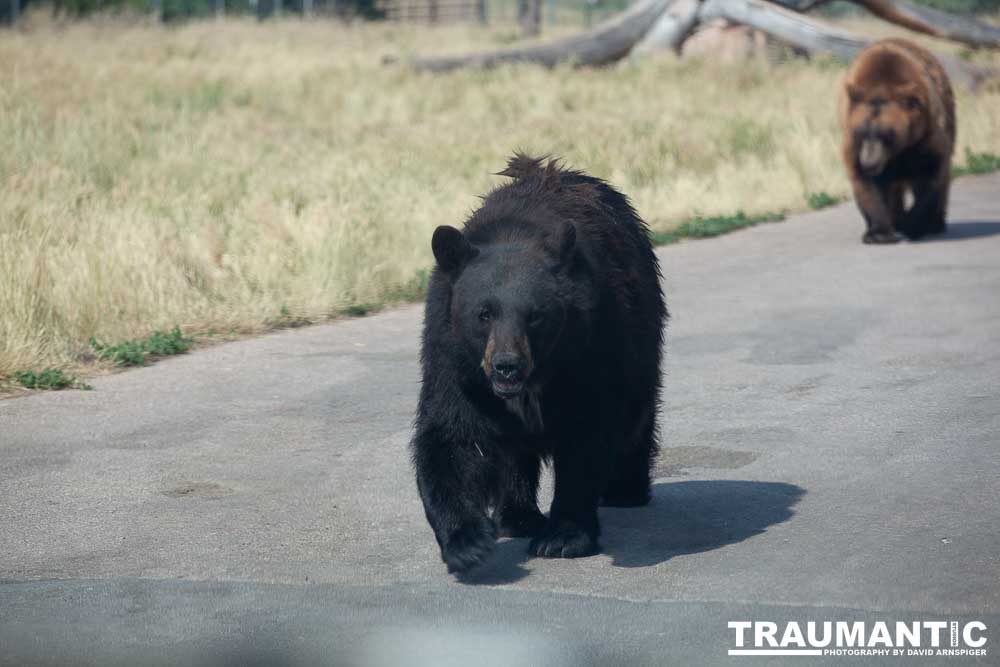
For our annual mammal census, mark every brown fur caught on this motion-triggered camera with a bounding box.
[481,332,496,372]
[839,38,955,244]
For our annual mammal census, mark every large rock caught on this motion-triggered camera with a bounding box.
[680,19,769,62]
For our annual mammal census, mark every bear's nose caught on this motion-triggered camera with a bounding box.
[492,354,523,380]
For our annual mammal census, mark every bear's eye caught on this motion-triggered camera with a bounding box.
[903,96,920,110]
[528,312,544,328]
[477,307,491,323]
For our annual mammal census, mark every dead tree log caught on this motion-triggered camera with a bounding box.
[699,0,995,89]
[399,0,996,89]
[631,0,702,55]
[848,0,1000,48]
[778,0,1000,49]
[405,0,671,71]
[699,0,860,58]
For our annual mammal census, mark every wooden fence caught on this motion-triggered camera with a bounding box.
[376,0,486,22]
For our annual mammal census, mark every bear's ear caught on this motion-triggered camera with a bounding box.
[432,225,478,276]
[545,222,577,270]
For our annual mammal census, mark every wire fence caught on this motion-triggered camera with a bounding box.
[0,0,632,26]
[372,0,620,25]
[2,0,996,26]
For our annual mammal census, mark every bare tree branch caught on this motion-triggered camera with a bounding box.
[631,0,702,56]
[403,0,672,72]
[699,0,995,89]
[776,0,833,11]
[850,0,1000,49]
[699,0,856,59]
[699,0,860,57]
[396,0,995,89]
[769,0,1000,48]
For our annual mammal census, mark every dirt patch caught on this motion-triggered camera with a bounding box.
[655,446,759,478]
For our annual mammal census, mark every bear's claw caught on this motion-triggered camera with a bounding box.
[863,229,903,244]
[529,524,598,559]
[442,518,497,574]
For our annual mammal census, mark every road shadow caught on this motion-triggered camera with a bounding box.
[461,479,804,582]
[602,480,805,568]
[456,540,533,585]
[920,220,1000,242]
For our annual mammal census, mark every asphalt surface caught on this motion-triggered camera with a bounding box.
[2,174,1000,666]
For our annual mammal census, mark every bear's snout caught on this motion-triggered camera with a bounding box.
[493,353,523,380]
[490,352,527,398]
[858,138,889,176]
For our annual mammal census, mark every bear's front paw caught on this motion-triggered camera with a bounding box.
[442,517,497,574]
[529,521,599,559]
[863,229,903,244]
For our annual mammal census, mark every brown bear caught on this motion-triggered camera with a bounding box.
[840,38,955,244]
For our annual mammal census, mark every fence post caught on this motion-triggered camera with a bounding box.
[519,0,540,35]
[303,0,312,17]
[476,0,486,24]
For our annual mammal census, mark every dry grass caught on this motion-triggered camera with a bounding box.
[2,14,999,378]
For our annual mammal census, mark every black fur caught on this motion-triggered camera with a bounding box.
[412,155,668,574]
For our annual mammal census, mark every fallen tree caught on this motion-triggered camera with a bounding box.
[630,0,702,55]
[400,0,999,89]
[777,0,1000,49]
[699,0,995,89]
[405,0,671,72]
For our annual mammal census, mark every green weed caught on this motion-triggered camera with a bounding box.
[342,303,381,317]
[14,368,91,391]
[953,150,1000,177]
[650,211,785,246]
[91,326,192,367]
[806,191,841,210]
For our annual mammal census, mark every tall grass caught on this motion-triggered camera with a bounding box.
[2,15,999,377]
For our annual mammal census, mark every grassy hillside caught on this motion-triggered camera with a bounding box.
[2,15,999,380]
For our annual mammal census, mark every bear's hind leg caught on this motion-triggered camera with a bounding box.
[887,182,906,229]
[496,452,547,538]
[602,408,656,507]
[902,172,949,240]
[530,436,606,559]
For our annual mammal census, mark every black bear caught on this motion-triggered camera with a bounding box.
[840,38,955,244]
[412,155,667,574]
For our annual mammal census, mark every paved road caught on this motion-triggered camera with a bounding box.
[3,175,1000,666]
